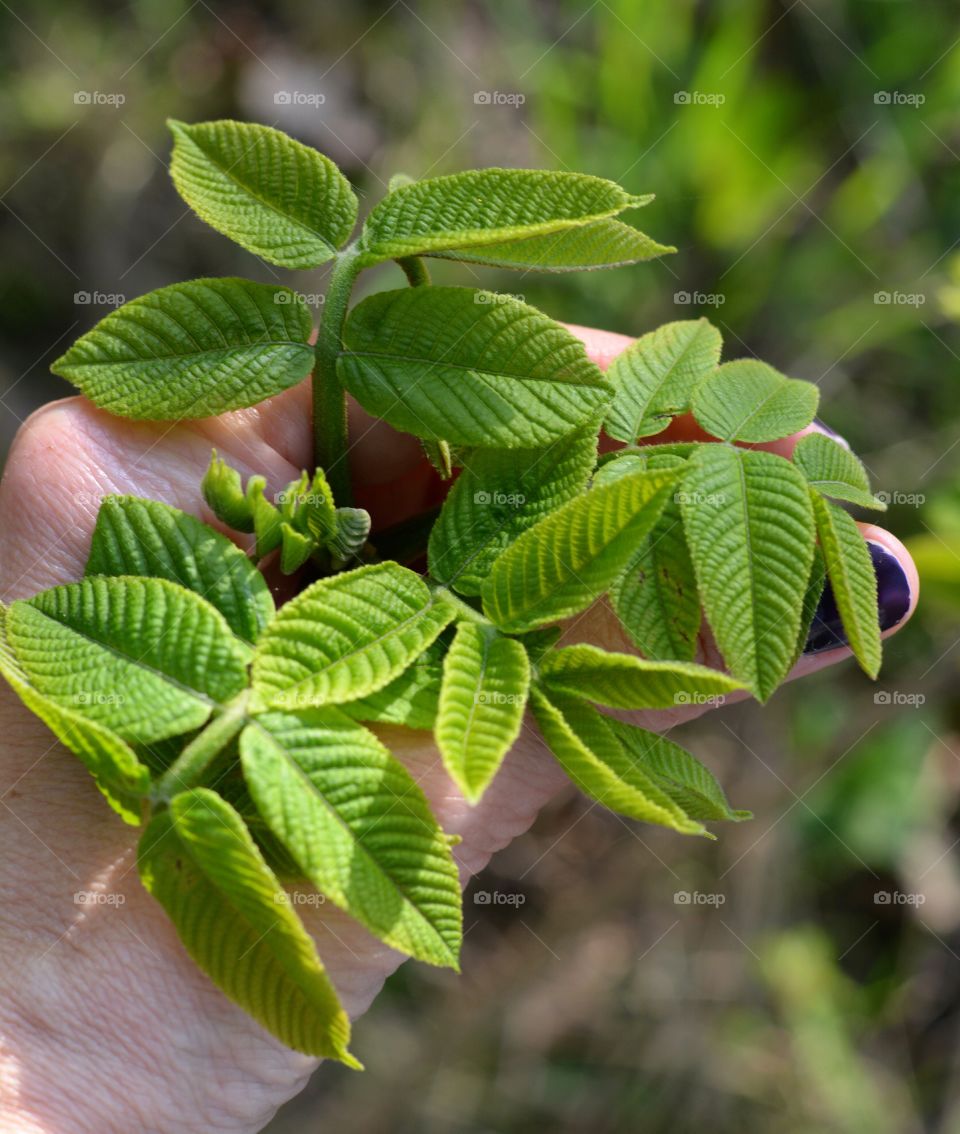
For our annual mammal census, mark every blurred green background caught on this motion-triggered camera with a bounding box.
[1,1,958,1130]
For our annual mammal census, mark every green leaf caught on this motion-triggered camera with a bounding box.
[792,432,887,511]
[0,604,150,824]
[529,689,708,836]
[358,168,650,264]
[329,508,371,567]
[680,445,816,700]
[482,467,679,633]
[51,278,314,421]
[202,451,256,532]
[339,637,446,730]
[604,319,722,442]
[339,287,611,448]
[810,493,882,677]
[539,644,742,709]
[607,719,750,822]
[436,623,530,803]
[240,708,462,967]
[252,563,454,710]
[138,789,358,1064]
[434,218,674,272]
[690,359,819,443]
[5,577,250,744]
[86,496,274,644]
[610,489,700,661]
[428,426,598,595]
[791,545,827,669]
[168,119,358,268]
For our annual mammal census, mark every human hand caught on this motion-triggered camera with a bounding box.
[0,324,917,1134]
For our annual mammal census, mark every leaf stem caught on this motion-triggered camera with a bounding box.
[156,691,250,800]
[397,256,430,287]
[313,245,363,505]
[430,584,488,625]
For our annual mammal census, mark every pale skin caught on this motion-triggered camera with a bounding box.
[0,325,918,1133]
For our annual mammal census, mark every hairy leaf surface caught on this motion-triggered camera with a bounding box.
[605,319,722,441]
[482,468,679,633]
[168,119,358,267]
[358,168,650,264]
[138,789,357,1063]
[252,563,454,709]
[810,493,882,677]
[339,638,446,730]
[428,427,598,595]
[339,288,611,448]
[691,359,819,443]
[51,278,313,420]
[680,445,816,700]
[436,623,530,803]
[87,496,274,644]
[539,644,742,709]
[793,432,886,510]
[6,577,250,744]
[240,708,462,967]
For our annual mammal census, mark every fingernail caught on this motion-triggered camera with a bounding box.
[813,418,851,450]
[803,541,912,655]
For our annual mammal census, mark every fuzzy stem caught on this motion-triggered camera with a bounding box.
[155,691,250,800]
[313,245,363,505]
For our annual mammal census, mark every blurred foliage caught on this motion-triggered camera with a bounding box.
[0,0,958,1131]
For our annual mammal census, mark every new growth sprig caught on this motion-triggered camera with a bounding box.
[0,120,890,1064]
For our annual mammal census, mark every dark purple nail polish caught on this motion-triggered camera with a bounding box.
[813,418,851,450]
[803,541,911,655]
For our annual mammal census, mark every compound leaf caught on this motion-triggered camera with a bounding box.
[428,426,598,595]
[529,688,707,836]
[482,468,679,633]
[793,432,887,511]
[810,493,882,678]
[338,638,446,731]
[691,359,819,443]
[358,168,650,264]
[251,563,454,710]
[680,445,816,700]
[51,278,313,421]
[436,623,530,803]
[240,708,462,967]
[138,789,357,1064]
[339,287,611,448]
[5,577,250,744]
[86,496,274,644]
[539,644,742,709]
[168,119,357,268]
[605,319,722,442]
